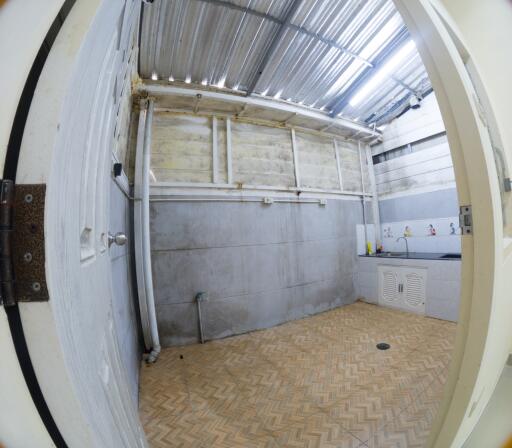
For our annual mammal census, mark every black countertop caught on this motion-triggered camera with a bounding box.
[359,252,461,261]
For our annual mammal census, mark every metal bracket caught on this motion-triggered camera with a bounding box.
[0,180,48,306]
[459,205,473,235]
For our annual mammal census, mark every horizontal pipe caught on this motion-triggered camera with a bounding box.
[149,197,327,204]
[150,182,372,197]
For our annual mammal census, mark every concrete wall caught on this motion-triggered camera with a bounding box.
[149,111,370,193]
[150,198,364,346]
[372,94,455,200]
[369,93,460,253]
[379,187,459,222]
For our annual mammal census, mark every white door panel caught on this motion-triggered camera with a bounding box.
[378,265,426,315]
[15,0,147,446]
[402,268,427,314]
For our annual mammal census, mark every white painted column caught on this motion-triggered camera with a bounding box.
[212,116,219,183]
[290,128,300,188]
[365,144,382,248]
[226,117,233,184]
[334,139,344,191]
[358,140,369,252]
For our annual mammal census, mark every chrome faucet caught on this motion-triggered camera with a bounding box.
[396,236,409,257]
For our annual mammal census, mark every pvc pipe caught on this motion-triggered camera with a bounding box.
[133,103,152,351]
[149,197,324,204]
[141,99,161,363]
[358,141,369,254]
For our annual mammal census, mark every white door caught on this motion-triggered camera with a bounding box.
[378,265,426,315]
[378,265,400,308]
[401,267,427,314]
[11,1,147,446]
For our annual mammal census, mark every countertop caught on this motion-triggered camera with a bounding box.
[359,252,461,261]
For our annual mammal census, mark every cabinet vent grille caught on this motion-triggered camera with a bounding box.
[405,274,423,307]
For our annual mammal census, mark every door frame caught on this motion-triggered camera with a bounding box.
[395,1,508,446]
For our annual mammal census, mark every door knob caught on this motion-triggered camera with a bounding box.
[108,232,127,247]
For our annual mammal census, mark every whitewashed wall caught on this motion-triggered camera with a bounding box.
[372,94,456,199]
[149,112,371,194]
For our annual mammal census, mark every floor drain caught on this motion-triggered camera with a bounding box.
[376,342,390,350]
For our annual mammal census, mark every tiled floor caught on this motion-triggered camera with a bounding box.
[139,301,456,447]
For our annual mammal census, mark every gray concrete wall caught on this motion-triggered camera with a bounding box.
[378,187,459,222]
[150,198,363,346]
[109,179,141,402]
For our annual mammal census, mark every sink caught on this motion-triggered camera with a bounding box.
[376,252,408,257]
[440,253,461,259]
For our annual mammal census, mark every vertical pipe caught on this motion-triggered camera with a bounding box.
[142,99,161,362]
[212,116,218,183]
[365,144,382,249]
[291,128,300,188]
[197,300,205,344]
[226,117,233,184]
[133,101,151,351]
[334,139,344,191]
[358,141,369,254]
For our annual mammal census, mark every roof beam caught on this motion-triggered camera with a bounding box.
[245,0,303,96]
[137,82,382,137]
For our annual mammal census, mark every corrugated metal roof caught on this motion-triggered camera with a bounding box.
[140,0,431,126]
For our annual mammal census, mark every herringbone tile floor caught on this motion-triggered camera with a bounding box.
[139,302,456,447]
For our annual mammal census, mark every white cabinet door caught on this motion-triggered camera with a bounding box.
[402,268,427,314]
[378,265,427,315]
[378,266,400,308]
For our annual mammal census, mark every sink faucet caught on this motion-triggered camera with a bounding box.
[396,236,409,256]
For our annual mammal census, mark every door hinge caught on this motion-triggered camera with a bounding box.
[459,205,473,235]
[0,180,49,306]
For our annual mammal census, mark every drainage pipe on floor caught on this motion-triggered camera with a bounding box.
[134,98,161,363]
[196,292,209,344]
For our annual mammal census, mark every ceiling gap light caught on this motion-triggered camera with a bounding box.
[201,79,207,86]
[261,89,269,96]
[349,40,416,107]
[217,78,226,88]
[325,14,402,98]
[151,72,158,81]
[233,85,239,91]
[168,75,174,82]
[185,76,191,84]
[273,90,282,100]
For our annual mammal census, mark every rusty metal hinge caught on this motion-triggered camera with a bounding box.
[0,180,49,306]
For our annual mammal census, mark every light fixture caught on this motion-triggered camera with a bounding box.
[201,79,207,86]
[185,76,191,84]
[349,40,416,107]
[151,72,158,81]
[324,14,402,98]
[217,78,226,88]
[168,75,174,82]
[233,85,239,91]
